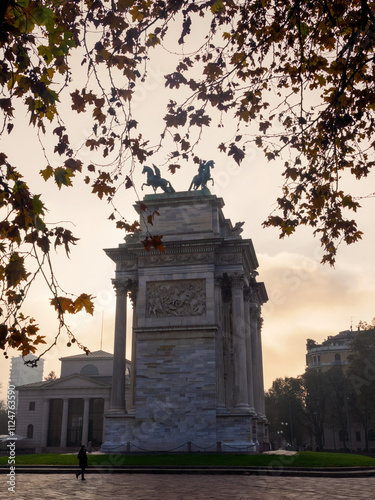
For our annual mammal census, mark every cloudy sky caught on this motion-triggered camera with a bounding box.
[1,19,375,401]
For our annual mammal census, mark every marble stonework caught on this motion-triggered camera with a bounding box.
[101,190,269,452]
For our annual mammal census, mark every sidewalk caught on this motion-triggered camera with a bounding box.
[2,463,375,477]
[1,472,374,499]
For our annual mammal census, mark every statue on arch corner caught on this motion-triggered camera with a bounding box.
[141,164,175,193]
[188,160,214,191]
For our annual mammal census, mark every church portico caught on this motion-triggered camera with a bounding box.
[102,190,268,452]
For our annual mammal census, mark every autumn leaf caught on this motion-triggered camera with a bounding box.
[40,165,54,181]
[125,175,133,188]
[54,227,79,256]
[54,167,74,189]
[5,253,28,288]
[64,158,82,172]
[142,235,164,253]
[50,296,75,314]
[228,143,245,165]
[73,293,95,315]
[168,164,181,174]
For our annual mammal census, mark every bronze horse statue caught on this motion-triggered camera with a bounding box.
[188,160,214,191]
[141,165,175,193]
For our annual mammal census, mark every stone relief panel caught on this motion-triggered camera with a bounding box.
[146,279,206,318]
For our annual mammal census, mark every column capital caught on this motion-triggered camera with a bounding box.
[112,278,136,296]
[230,273,245,289]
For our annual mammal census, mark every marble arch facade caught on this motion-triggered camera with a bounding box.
[102,191,268,452]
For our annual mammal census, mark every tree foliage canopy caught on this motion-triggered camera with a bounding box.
[1,0,375,357]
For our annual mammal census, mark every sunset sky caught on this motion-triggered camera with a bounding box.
[1,18,375,403]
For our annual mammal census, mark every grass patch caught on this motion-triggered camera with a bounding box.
[0,451,375,467]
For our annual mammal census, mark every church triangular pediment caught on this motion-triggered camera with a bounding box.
[40,373,111,390]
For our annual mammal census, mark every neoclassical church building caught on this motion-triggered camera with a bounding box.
[16,187,269,453]
[15,351,130,452]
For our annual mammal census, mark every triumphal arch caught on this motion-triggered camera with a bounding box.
[101,185,268,452]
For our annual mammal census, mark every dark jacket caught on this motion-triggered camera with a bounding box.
[77,448,88,468]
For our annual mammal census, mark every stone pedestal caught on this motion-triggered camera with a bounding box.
[102,190,268,452]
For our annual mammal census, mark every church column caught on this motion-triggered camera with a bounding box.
[244,287,255,414]
[110,280,128,412]
[214,275,226,412]
[41,399,50,448]
[59,398,69,448]
[102,398,110,443]
[231,274,250,412]
[82,398,90,445]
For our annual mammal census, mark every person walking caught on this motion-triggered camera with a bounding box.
[76,445,88,480]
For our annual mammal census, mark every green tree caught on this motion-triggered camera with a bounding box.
[302,369,328,450]
[265,376,307,449]
[347,328,375,450]
[44,370,57,380]
[324,365,354,450]
[2,1,375,358]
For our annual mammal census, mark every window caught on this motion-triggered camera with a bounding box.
[334,353,341,364]
[356,431,361,442]
[27,424,34,439]
[29,402,35,411]
[80,364,99,376]
[368,429,375,441]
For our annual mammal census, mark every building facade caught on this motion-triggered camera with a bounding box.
[305,329,375,452]
[102,190,269,452]
[16,351,130,453]
[306,330,358,372]
[8,354,44,410]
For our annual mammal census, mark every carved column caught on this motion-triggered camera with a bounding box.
[250,296,262,416]
[257,313,266,417]
[231,274,250,412]
[110,279,129,413]
[128,281,137,414]
[244,287,255,414]
[214,275,226,412]
[222,274,232,409]
[60,398,69,447]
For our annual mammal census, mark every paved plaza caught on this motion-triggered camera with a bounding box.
[1,473,374,499]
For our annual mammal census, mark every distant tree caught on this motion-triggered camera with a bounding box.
[44,370,57,381]
[324,365,353,450]
[302,369,328,450]
[265,376,307,449]
[2,1,375,359]
[347,328,375,450]
[306,339,318,350]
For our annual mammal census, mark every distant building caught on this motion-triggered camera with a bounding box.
[305,329,375,452]
[305,329,358,372]
[15,350,130,453]
[8,354,44,409]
